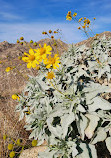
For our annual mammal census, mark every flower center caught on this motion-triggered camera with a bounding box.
[39,48,46,55]
[49,58,55,64]
[29,55,35,61]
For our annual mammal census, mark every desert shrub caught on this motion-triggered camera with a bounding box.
[15,32,111,157]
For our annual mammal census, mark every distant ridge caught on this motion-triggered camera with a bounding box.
[74,31,111,47]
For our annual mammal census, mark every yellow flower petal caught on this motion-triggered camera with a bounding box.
[53,65,57,69]
[42,54,47,59]
[46,64,51,69]
[32,62,37,68]
[46,45,52,52]
[12,94,18,100]
[29,49,34,55]
[27,62,32,68]
[22,57,30,62]
[24,52,30,56]
[55,61,60,64]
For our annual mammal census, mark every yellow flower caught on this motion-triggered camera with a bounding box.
[78,27,81,30]
[73,12,77,17]
[22,49,40,68]
[8,144,13,150]
[34,43,52,62]
[66,11,72,21]
[51,35,54,39]
[84,17,86,19]
[5,67,12,72]
[53,42,57,46]
[20,37,24,40]
[33,42,37,46]
[53,31,58,33]
[82,25,86,29]
[78,18,83,22]
[16,139,21,145]
[42,31,47,35]
[17,39,20,43]
[49,30,52,33]
[12,94,20,100]
[86,19,90,24]
[30,40,33,43]
[94,17,96,20]
[3,134,7,140]
[9,151,15,158]
[84,20,87,24]
[20,42,23,45]
[96,34,99,36]
[46,71,55,80]
[44,54,60,69]
[32,140,37,146]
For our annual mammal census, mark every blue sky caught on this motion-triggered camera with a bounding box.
[0,0,111,44]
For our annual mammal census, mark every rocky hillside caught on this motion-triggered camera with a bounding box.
[0,31,111,157]
[0,38,68,156]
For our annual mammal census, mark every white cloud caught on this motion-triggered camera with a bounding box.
[1,14,111,44]
[0,12,22,20]
[97,16,111,24]
[0,0,22,21]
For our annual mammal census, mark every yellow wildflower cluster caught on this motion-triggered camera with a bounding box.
[3,134,24,158]
[44,54,60,69]
[66,11,77,21]
[78,17,91,30]
[42,29,59,41]
[42,30,58,35]
[66,11,72,21]
[66,11,96,32]
[22,43,60,71]
[17,36,24,45]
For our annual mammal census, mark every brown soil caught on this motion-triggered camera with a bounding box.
[0,38,68,157]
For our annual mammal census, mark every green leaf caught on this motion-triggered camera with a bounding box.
[79,113,88,140]
[61,112,75,138]
[91,127,107,144]
[76,143,97,158]
[85,114,100,139]
[88,96,111,112]
[47,118,62,139]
